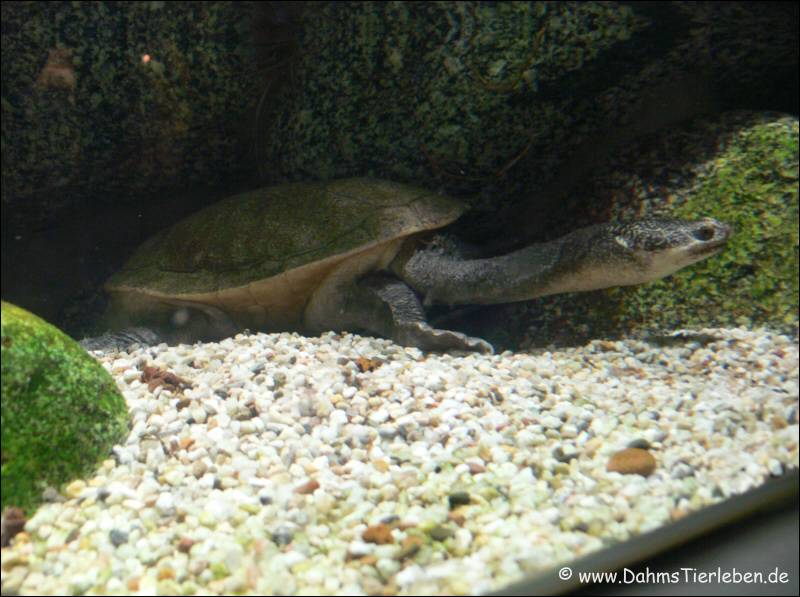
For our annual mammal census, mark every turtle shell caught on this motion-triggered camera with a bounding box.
[105,178,464,332]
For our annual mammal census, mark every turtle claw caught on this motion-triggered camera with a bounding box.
[397,322,494,354]
[80,327,162,352]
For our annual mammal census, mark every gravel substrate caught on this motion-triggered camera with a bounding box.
[2,327,798,595]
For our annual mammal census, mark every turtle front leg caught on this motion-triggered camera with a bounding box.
[325,273,494,354]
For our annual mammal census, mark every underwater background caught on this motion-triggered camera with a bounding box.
[1,2,798,595]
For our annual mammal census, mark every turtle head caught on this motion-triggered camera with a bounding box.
[606,217,731,283]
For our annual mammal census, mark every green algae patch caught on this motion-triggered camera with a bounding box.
[1,301,129,513]
[615,116,799,332]
[263,2,646,186]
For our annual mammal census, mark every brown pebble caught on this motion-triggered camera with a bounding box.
[157,567,175,580]
[177,537,195,553]
[355,356,382,372]
[447,511,466,526]
[467,462,486,475]
[294,479,320,494]
[1,507,27,547]
[670,508,689,521]
[607,448,657,476]
[771,416,788,430]
[362,523,394,544]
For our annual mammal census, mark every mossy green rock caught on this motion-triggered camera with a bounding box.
[264,1,647,188]
[2,2,258,227]
[1,301,128,513]
[264,2,795,229]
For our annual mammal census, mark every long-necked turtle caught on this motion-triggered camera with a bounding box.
[95,178,730,353]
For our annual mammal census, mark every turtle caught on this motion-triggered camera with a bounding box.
[91,178,731,353]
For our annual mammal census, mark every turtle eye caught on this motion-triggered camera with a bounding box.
[693,225,715,242]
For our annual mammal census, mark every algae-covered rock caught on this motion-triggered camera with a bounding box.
[263,2,796,231]
[1,301,129,513]
[501,112,798,349]
[1,2,259,229]
[263,1,648,190]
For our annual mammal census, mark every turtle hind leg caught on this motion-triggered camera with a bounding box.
[82,303,239,352]
[80,327,162,351]
[338,273,494,354]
